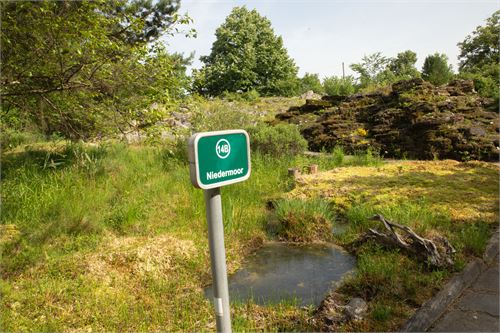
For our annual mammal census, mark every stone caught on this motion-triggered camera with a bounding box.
[458,291,499,317]
[472,266,499,293]
[277,78,499,162]
[300,90,322,100]
[484,230,499,263]
[430,309,499,332]
[124,131,142,143]
[469,126,487,136]
[344,297,368,321]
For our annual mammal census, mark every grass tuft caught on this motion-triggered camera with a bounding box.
[268,199,335,242]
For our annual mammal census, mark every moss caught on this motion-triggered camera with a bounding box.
[279,79,499,161]
[287,160,499,226]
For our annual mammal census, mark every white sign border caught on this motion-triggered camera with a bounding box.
[188,129,251,189]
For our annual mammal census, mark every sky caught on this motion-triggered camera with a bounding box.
[164,0,499,79]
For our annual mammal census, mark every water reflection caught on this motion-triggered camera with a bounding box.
[205,242,355,306]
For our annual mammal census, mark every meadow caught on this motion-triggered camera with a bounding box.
[1,127,497,332]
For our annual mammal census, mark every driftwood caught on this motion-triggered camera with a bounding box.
[351,214,456,269]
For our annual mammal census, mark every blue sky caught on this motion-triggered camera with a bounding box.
[165,0,499,79]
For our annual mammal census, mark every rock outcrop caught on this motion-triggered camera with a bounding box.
[277,79,499,161]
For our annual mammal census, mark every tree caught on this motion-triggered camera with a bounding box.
[1,0,190,138]
[421,53,454,86]
[458,11,499,72]
[457,11,499,98]
[350,52,393,88]
[194,7,298,96]
[388,50,420,80]
[299,73,324,94]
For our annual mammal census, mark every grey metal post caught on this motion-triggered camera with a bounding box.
[204,187,232,333]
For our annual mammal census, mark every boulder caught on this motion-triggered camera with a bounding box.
[300,90,322,100]
[344,297,368,321]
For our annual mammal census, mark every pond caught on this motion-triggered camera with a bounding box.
[205,242,356,307]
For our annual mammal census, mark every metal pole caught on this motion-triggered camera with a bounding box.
[204,187,232,333]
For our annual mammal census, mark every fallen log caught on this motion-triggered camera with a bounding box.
[350,214,456,269]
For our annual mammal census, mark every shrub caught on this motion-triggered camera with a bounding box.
[269,198,334,242]
[332,146,345,165]
[299,73,324,95]
[323,75,356,96]
[0,128,45,150]
[190,100,254,132]
[250,124,307,157]
[221,89,261,103]
[158,137,189,169]
[349,148,383,166]
[458,71,499,100]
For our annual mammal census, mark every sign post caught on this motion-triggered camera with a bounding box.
[188,129,251,333]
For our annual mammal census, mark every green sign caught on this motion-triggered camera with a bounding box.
[188,130,251,189]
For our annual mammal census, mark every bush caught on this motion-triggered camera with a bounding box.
[332,146,345,165]
[250,124,308,157]
[158,137,189,169]
[190,100,255,132]
[221,89,261,103]
[0,128,45,150]
[323,75,356,96]
[268,198,334,242]
[458,71,499,100]
[349,148,383,166]
[299,73,324,95]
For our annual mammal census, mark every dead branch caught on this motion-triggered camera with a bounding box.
[351,214,455,269]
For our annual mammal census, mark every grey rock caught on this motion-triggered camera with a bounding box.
[160,131,175,141]
[430,309,499,332]
[470,126,487,137]
[300,90,322,100]
[472,266,499,293]
[458,291,499,317]
[344,297,368,321]
[484,230,499,263]
[124,132,142,143]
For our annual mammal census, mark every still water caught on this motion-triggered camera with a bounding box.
[205,242,356,306]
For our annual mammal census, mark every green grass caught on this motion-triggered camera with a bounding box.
[284,159,498,331]
[1,138,497,332]
[268,198,334,242]
[0,140,319,331]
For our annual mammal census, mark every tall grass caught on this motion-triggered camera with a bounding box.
[1,140,313,331]
[269,198,335,242]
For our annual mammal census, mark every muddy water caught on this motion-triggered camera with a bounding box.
[205,242,355,306]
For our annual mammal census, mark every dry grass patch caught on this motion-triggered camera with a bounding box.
[84,234,196,281]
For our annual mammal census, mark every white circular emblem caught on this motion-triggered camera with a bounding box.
[215,139,231,159]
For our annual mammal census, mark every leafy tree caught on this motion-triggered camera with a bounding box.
[1,0,190,139]
[299,73,324,94]
[350,52,391,88]
[458,11,499,98]
[194,6,298,96]
[322,76,356,96]
[421,53,454,86]
[388,50,420,80]
[458,11,499,72]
